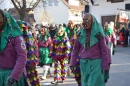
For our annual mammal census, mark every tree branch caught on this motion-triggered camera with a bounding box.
[17,1,22,9]
[22,0,26,9]
[28,0,34,8]
[11,0,21,12]
[26,0,40,12]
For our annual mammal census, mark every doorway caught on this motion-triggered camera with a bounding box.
[101,15,120,29]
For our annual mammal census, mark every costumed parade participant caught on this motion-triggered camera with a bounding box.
[70,13,109,86]
[49,26,71,84]
[65,20,77,76]
[71,24,82,86]
[38,25,52,80]
[104,22,116,56]
[0,9,29,86]
[49,23,58,39]
[65,20,77,39]
[123,23,129,47]
[17,20,40,86]
[119,23,125,46]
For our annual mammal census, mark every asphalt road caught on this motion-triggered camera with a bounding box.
[37,46,130,86]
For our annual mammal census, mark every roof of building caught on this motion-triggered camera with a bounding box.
[8,8,36,23]
[61,0,84,11]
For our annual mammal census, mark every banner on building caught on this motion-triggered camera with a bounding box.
[119,10,130,22]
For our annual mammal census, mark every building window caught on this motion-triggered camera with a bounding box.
[75,14,78,16]
[70,10,74,16]
[48,0,52,6]
[54,0,58,6]
[42,1,47,7]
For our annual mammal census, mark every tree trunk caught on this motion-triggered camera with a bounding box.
[18,11,25,20]
[10,0,40,21]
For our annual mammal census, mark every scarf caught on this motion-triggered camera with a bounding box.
[78,15,105,49]
[55,32,66,42]
[0,10,22,53]
[65,26,77,39]
[40,28,50,42]
[104,25,113,36]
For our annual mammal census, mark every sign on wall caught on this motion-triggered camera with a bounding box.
[119,10,130,22]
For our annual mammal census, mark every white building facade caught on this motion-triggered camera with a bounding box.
[34,0,84,24]
[89,0,130,25]
[0,0,84,24]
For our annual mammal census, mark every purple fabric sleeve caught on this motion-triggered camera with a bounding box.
[100,37,109,70]
[38,37,52,47]
[10,36,27,81]
[70,39,81,66]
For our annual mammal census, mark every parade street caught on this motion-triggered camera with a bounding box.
[37,46,130,86]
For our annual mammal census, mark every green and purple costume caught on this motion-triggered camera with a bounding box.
[70,15,109,86]
[38,29,52,66]
[0,10,29,86]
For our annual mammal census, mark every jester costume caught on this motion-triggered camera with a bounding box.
[38,28,52,80]
[49,31,71,82]
[17,20,40,86]
[66,25,82,86]
[70,27,82,86]
[73,54,81,86]
[70,15,109,86]
[63,26,77,76]
[0,10,29,86]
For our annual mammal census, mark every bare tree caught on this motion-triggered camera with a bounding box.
[10,0,40,20]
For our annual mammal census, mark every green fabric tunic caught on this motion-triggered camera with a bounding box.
[64,27,77,39]
[39,29,52,65]
[80,59,105,86]
[0,69,26,86]
[39,47,52,65]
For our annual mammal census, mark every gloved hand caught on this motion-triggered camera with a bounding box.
[6,77,17,86]
[103,70,109,83]
[113,44,116,48]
